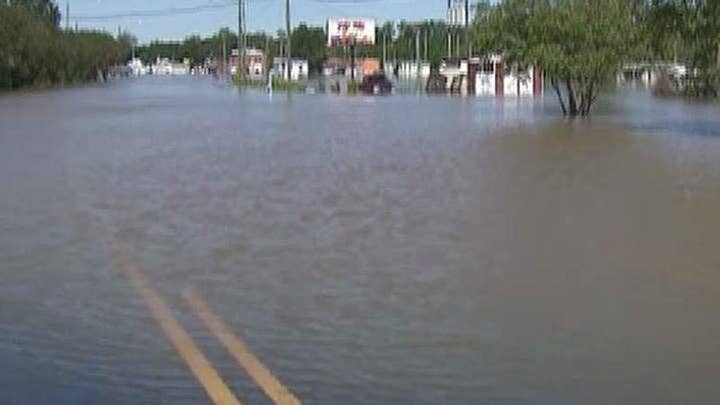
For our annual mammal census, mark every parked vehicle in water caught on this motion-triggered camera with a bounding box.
[359,73,393,94]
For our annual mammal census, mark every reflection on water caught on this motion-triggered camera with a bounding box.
[1,76,720,405]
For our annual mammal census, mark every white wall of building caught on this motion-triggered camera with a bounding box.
[476,73,495,96]
[273,58,308,81]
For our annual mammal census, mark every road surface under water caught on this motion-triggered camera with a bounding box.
[1,76,720,405]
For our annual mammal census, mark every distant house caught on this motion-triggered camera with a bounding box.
[229,48,266,79]
[471,55,544,97]
[244,49,265,79]
[322,57,382,78]
[273,58,308,81]
[151,57,189,76]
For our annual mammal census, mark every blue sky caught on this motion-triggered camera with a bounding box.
[68,0,448,43]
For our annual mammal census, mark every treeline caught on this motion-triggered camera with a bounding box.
[137,21,471,74]
[0,1,132,90]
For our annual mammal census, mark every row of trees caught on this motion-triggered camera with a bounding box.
[1,1,132,90]
[136,22,473,74]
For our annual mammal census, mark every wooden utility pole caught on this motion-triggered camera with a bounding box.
[238,0,245,78]
[222,33,227,75]
[424,29,428,61]
[464,0,469,28]
[265,35,270,71]
[415,29,421,75]
[447,32,452,58]
[350,42,356,82]
[65,1,69,30]
[464,0,471,58]
[455,33,460,58]
[382,34,387,71]
[285,0,291,81]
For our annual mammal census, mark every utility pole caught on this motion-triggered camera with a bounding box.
[222,33,227,75]
[464,0,469,28]
[424,29,428,61]
[455,33,460,58]
[415,29,421,75]
[238,0,244,78]
[350,41,356,82]
[65,1,69,30]
[243,1,248,51]
[447,32,452,59]
[285,0,291,81]
[382,34,387,71]
[265,35,270,80]
[464,0,471,58]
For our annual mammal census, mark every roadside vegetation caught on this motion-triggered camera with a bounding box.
[270,77,305,92]
[473,0,642,117]
[472,0,720,116]
[4,0,718,110]
[1,1,132,90]
[643,0,720,98]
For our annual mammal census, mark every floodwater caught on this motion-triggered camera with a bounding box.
[1,76,720,405]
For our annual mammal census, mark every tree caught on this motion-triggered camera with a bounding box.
[473,0,643,116]
[11,0,60,26]
[290,24,326,73]
[1,2,129,90]
[645,0,720,97]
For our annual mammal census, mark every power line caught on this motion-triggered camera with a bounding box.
[73,2,238,21]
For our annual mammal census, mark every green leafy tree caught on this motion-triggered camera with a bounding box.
[290,24,326,73]
[10,0,60,26]
[473,0,643,116]
[645,0,720,96]
[1,2,129,90]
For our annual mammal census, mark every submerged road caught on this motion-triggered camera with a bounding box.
[1,76,720,404]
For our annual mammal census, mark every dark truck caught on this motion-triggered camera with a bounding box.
[358,73,393,95]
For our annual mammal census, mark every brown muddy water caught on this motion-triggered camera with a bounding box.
[1,76,720,405]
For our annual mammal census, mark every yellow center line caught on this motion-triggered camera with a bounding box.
[113,241,242,405]
[185,289,303,405]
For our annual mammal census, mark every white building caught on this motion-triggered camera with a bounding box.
[151,58,189,75]
[474,55,544,97]
[245,49,266,80]
[273,58,308,81]
[127,58,147,76]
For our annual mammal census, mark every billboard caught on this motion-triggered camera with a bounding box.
[327,18,375,47]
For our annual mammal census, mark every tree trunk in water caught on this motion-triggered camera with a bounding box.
[580,81,595,116]
[566,78,578,116]
[582,81,595,117]
[551,78,567,115]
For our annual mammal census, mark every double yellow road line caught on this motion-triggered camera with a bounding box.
[114,241,302,405]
